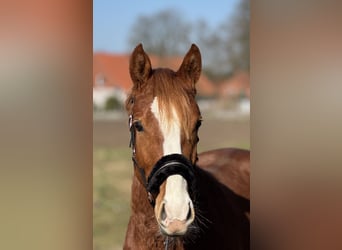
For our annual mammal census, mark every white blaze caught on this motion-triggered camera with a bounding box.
[151,97,182,155]
[151,97,191,220]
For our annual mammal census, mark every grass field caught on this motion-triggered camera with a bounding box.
[93,114,249,250]
[93,147,132,250]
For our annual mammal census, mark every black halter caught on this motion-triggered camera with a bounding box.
[129,115,195,207]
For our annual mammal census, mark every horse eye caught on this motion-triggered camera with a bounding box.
[134,121,144,132]
[195,120,202,130]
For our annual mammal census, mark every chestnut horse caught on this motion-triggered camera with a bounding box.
[124,44,250,250]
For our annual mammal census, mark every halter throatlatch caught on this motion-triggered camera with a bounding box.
[129,115,196,207]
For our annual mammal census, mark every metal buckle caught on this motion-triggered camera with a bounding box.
[129,114,133,129]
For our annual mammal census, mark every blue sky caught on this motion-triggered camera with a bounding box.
[93,0,239,53]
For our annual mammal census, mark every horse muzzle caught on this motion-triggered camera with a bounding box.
[147,154,196,236]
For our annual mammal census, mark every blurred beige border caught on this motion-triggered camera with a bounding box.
[0,1,93,250]
[252,1,342,249]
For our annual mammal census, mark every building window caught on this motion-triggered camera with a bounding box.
[95,73,106,86]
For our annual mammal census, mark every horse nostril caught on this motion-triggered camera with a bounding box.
[186,203,192,221]
[160,203,167,221]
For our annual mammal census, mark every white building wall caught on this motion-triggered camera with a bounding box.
[93,87,127,109]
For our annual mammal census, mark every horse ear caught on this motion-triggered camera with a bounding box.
[129,44,152,87]
[178,44,202,85]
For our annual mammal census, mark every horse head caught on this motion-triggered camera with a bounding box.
[126,44,202,236]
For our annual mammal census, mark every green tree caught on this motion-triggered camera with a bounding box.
[105,96,122,111]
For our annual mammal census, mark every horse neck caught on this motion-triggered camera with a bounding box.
[193,165,243,215]
[185,166,250,250]
[130,173,153,214]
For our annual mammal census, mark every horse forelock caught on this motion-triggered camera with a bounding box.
[149,68,197,140]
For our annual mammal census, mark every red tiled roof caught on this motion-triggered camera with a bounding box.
[93,53,217,96]
[219,71,250,98]
[93,53,131,91]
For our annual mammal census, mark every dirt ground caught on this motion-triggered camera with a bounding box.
[93,115,250,151]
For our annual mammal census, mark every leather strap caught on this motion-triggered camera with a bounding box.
[147,154,195,204]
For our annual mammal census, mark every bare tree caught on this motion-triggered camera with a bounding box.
[128,9,191,57]
[193,0,250,81]
[194,20,229,81]
[127,0,249,78]
[223,0,250,72]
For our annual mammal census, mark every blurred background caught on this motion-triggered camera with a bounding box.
[2,1,341,250]
[93,1,249,249]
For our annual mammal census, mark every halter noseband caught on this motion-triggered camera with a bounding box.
[129,115,195,207]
